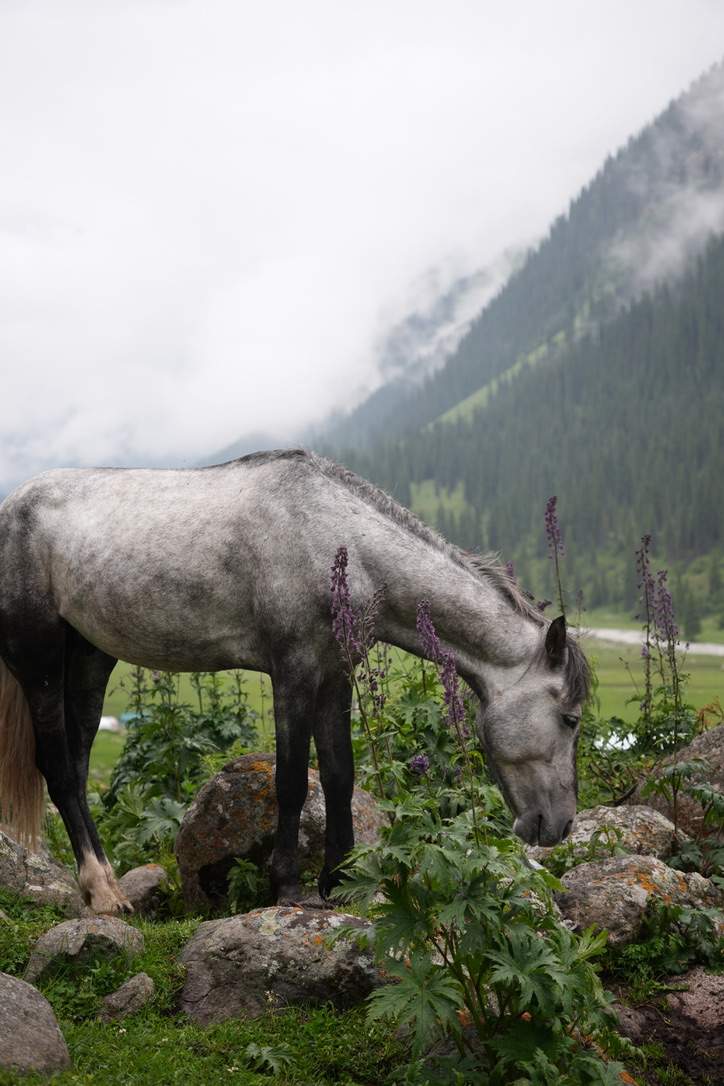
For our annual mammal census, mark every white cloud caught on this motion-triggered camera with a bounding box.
[1,1,724,487]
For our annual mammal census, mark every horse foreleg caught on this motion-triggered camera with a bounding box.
[64,630,131,915]
[269,667,315,905]
[313,675,354,900]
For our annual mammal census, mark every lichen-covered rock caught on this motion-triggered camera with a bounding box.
[25,916,144,983]
[175,753,385,910]
[626,724,724,839]
[98,972,155,1022]
[0,971,71,1074]
[527,804,682,867]
[179,905,382,1025]
[0,829,85,916]
[118,864,169,917]
[615,968,724,1082]
[556,854,724,946]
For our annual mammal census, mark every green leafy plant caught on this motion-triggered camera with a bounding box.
[541,825,627,878]
[98,668,257,871]
[227,857,269,914]
[242,1042,293,1075]
[606,898,724,1000]
[329,549,627,1084]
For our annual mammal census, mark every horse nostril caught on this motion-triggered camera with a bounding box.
[561,819,573,840]
[536,813,543,845]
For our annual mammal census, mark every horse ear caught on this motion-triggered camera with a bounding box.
[545,615,567,669]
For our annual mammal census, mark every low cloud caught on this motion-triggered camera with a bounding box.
[607,63,724,293]
[1,3,724,491]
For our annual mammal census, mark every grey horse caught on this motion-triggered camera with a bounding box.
[0,449,588,913]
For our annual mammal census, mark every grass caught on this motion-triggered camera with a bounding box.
[0,889,406,1086]
[580,638,723,722]
[408,478,469,524]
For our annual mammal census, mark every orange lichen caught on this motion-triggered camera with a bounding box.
[247,760,274,775]
[632,874,659,894]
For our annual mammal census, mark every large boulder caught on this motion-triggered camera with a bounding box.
[0,829,85,916]
[179,905,382,1025]
[25,916,144,984]
[626,724,724,839]
[527,804,683,867]
[556,854,724,946]
[0,971,71,1075]
[175,753,385,911]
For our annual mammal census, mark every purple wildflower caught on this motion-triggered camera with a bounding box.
[330,546,358,650]
[544,496,564,560]
[416,603,467,737]
[635,534,655,622]
[504,560,515,581]
[537,598,553,612]
[408,753,430,776]
[640,644,650,659]
[416,600,442,663]
[653,569,678,644]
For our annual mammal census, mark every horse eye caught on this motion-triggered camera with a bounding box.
[562,713,579,730]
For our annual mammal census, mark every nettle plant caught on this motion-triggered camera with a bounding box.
[97,668,258,872]
[328,546,627,1085]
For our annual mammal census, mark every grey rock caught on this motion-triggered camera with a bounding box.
[626,723,724,840]
[179,905,383,1025]
[175,753,385,911]
[0,829,85,916]
[556,854,724,946]
[118,864,169,917]
[0,971,71,1074]
[527,804,683,867]
[98,971,155,1022]
[25,916,144,984]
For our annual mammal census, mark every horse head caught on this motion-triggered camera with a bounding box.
[477,615,588,847]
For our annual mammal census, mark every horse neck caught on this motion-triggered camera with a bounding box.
[373,542,541,700]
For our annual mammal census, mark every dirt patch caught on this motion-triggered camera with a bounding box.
[613,968,724,1084]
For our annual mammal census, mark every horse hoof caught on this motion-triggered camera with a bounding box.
[275,887,326,910]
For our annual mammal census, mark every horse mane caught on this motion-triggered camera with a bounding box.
[226,447,590,704]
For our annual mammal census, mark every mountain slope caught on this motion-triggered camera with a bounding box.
[323,61,724,450]
[341,231,724,611]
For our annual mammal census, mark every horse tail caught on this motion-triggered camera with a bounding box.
[0,658,44,848]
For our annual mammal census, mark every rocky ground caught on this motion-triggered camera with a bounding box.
[1,739,723,1083]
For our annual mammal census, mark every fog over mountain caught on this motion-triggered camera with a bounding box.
[1,2,724,492]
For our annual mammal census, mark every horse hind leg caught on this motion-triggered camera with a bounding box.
[2,618,128,914]
[64,628,131,914]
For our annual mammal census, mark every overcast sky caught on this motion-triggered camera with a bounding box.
[1,1,723,488]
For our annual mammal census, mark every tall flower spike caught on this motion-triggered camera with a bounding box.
[416,602,466,734]
[330,545,360,654]
[544,496,564,559]
[653,569,678,644]
[416,600,442,664]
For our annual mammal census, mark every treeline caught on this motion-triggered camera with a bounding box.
[331,233,724,624]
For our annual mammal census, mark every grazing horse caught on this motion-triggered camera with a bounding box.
[0,449,589,913]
